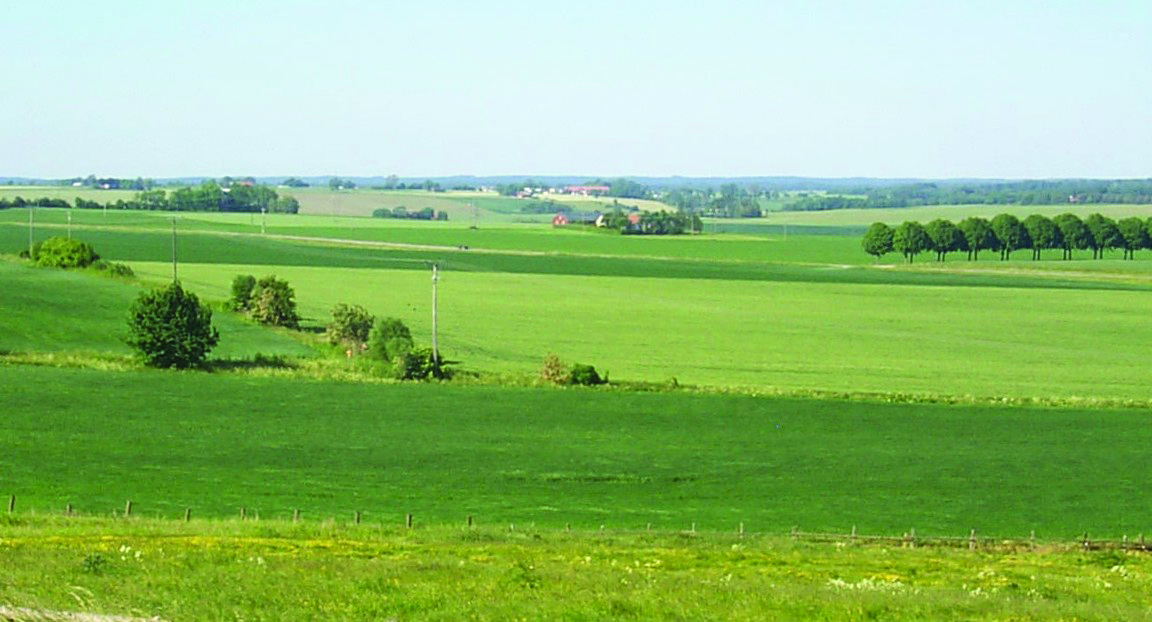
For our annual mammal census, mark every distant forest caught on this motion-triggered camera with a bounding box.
[784,179,1152,211]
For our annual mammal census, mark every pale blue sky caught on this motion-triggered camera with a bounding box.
[3,1,1150,179]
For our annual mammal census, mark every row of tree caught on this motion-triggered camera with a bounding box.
[0,183,301,214]
[862,213,1152,262]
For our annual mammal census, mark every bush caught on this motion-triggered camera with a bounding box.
[32,237,99,268]
[366,317,414,363]
[569,363,606,386]
[540,353,570,385]
[90,259,135,277]
[248,276,300,328]
[395,346,446,380]
[229,275,257,310]
[327,303,375,349]
[126,282,219,368]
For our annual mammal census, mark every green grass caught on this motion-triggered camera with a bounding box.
[762,203,1152,227]
[4,517,1152,621]
[2,364,1151,536]
[121,260,1152,401]
[0,260,312,360]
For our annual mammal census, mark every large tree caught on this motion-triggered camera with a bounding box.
[126,282,219,369]
[861,222,894,260]
[1084,213,1121,259]
[1053,213,1092,260]
[892,221,930,263]
[1116,217,1150,260]
[924,219,963,262]
[957,217,995,261]
[1022,214,1062,261]
[990,213,1030,260]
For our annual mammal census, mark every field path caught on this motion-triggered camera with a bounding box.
[0,606,164,622]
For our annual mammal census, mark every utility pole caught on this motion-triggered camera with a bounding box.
[171,217,178,282]
[431,262,440,366]
[67,211,72,240]
[261,206,267,235]
[27,207,33,256]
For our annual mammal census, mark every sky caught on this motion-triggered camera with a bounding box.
[3,0,1150,180]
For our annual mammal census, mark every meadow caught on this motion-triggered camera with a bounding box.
[4,517,1152,621]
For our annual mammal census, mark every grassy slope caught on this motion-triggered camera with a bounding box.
[4,518,1151,621]
[0,261,312,359]
[2,365,1151,536]
[131,261,1152,400]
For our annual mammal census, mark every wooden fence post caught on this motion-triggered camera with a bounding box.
[292,508,300,523]
[240,507,247,520]
[184,508,192,522]
[7,495,14,513]
[969,529,977,550]
[738,522,745,539]
[354,511,361,525]
[851,525,857,542]
[467,515,473,528]
[909,528,916,549]
[1082,532,1089,549]
[123,500,133,518]
[406,513,413,529]
[1029,530,1036,550]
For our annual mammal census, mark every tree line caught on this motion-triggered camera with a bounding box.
[0,182,299,214]
[862,212,1152,262]
[790,179,1152,211]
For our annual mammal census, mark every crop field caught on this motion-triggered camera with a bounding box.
[3,364,1152,536]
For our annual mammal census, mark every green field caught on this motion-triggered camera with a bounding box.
[3,364,1151,536]
[4,199,1152,618]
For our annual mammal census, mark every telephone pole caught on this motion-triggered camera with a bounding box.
[27,207,33,256]
[171,217,178,282]
[431,262,440,366]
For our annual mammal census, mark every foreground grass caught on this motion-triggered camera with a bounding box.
[2,516,1151,621]
[3,365,1151,536]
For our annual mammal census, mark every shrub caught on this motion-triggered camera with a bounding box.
[366,317,414,363]
[126,282,219,369]
[248,276,300,328]
[90,259,135,278]
[33,237,99,269]
[540,353,570,385]
[229,275,257,311]
[569,363,606,386]
[395,346,446,380]
[327,303,375,349]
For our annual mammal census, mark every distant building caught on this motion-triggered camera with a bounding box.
[564,185,611,196]
[552,211,602,227]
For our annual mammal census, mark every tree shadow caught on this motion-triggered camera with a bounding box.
[205,353,298,372]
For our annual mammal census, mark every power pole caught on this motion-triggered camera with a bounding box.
[171,217,178,282]
[27,207,33,257]
[261,206,267,235]
[67,211,72,240]
[431,262,440,366]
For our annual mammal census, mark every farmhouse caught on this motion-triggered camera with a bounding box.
[552,211,602,227]
[563,185,611,196]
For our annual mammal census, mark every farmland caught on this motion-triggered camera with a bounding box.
[3,198,1152,619]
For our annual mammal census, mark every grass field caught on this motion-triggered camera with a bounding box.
[3,364,1151,536]
[4,517,1151,621]
[761,203,1152,227]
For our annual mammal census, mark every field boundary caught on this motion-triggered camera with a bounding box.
[5,496,1149,554]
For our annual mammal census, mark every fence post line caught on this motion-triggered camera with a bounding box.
[406,513,413,529]
[184,508,192,522]
[467,515,473,528]
[7,495,14,513]
[293,509,300,523]
[124,500,133,518]
[969,529,977,550]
